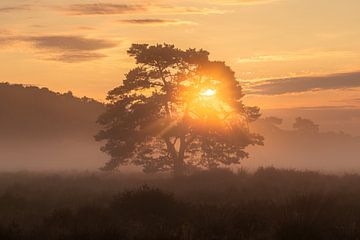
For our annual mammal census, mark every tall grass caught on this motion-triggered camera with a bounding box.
[1,168,360,239]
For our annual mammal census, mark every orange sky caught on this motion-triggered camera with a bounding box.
[0,0,359,109]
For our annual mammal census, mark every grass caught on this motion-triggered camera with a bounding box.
[1,167,360,239]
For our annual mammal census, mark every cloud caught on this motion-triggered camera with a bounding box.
[238,55,288,63]
[249,71,360,95]
[0,5,31,13]
[209,0,280,5]
[0,35,117,63]
[46,52,107,63]
[60,3,223,15]
[0,36,17,46]
[23,36,116,51]
[77,26,96,30]
[62,3,146,15]
[158,6,224,15]
[237,51,356,64]
[351,98,360,103]
[118,18,196,25]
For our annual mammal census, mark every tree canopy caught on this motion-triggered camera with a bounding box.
[96,43,263,175]
[293,117,319,134]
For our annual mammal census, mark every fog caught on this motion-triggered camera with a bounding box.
[1,116,359,173]
[0,83,359,173]
[0,138,104,171]
[245,117,360,173]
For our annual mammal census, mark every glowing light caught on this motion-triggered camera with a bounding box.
[200,89,216,97]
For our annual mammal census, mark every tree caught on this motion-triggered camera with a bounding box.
[96,43,263,175]
[293,117,319,134]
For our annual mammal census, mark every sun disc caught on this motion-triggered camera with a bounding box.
[200,89,216,97]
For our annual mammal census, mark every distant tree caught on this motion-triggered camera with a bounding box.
[64,91,73,97]
[293,117,319,134]
[96,43,263,175]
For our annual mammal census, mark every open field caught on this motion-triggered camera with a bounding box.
[1,168,360,239]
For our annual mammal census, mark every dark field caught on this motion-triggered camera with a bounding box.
[1,168,360,240]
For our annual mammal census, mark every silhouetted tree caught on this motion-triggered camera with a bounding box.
[293,117,319,134]
[96,43,263,175]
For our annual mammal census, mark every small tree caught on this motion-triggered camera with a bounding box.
[293,117,319,134]
[96,44,263,175]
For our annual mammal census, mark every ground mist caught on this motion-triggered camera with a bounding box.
[1,167,360,239]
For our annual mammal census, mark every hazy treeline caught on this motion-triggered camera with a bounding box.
[0,83,359,172]
[0,82,103,138]
[263,107,360,136]
[0,83,105,170]
[246,117,360,172]
[1,168,360,239]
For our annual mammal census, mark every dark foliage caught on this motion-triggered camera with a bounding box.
[0,82,104,138]
[1,168,360,239]
[96,44,263,174]
[293,117,319,134]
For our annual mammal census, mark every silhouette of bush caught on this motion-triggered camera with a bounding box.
[110,185,183,220]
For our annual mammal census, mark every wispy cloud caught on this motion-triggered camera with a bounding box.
[46,52,107,63]
[76,26,96,31]
[209,0,281,5]
[0,5,31,13]
[0,35,117,63]
[238,55,288,63]
[59,3,223,16]
[351,98,360,103]
[237,51,356,64]
[249,71,360,95]
[23,36,116,52]
[118,18,196,26]
[62,3,146,15]
[0,35,16,46]
[157,6,224,15]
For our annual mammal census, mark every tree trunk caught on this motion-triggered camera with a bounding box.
[164,137,182,177]
[174,136,186,177]
[164,136,187,177]
[173,159,183,177]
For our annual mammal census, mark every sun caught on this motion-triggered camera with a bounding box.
[200,89,217,97]
[180,82,236,124]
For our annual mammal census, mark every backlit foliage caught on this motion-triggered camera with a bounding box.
[96,44,263,174]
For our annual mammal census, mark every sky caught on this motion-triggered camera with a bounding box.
[0,0,360,109]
